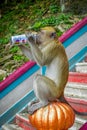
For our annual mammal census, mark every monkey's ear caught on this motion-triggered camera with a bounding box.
[50,32,57,39]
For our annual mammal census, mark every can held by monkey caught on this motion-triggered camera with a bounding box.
[10,34,28,45]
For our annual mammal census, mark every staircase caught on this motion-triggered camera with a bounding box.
[1,110,87,130]
[1,61,87,130]
[65,82,87,100]
[65,61,87,129]
[2,107,87,130]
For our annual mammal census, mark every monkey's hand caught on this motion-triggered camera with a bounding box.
[29,35,35,44]
[26,33,37,45]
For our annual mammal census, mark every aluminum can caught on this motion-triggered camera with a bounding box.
[10,34,28,45]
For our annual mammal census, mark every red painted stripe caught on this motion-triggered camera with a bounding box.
[68,72,87,84]
[0,61,36,91]
[66,97,87,112]
[59,17,87,42]
[16,114,35,130]
[16,119,35,130]
[16,114,29,124]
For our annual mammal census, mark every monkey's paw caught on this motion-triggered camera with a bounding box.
[28,105,37,115]
[28,108,35,115]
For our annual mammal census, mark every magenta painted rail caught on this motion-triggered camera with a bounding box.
[80,122,87,130]
[59,17,87,42]
[0,61,36,92]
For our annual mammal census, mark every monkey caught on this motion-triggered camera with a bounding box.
[19,27,87,116]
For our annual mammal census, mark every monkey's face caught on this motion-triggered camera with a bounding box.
[26,27,57,46]
[37,27,57,44]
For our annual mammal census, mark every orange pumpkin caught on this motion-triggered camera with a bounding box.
[28,102,75,130]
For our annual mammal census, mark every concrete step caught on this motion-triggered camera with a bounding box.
[75,62,87,73]
[2,124,23,130]
[69,115,87,130]
[65,82,87,100]
[16,112,36,130]
[65,97,87,113]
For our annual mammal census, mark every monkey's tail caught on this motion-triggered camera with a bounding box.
[59,95,87,116]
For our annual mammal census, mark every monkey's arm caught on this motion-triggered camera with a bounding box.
[19,45,34,60]
[29,43,44,66]
[29,40,58,66]
[32,45,58,66]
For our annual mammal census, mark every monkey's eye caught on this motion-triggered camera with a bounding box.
[50,32,56,38]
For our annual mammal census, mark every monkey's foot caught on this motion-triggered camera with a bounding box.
[28,103,41,115]
[28,106,36,115]
[28,99,39,107]
[28,102,49,115]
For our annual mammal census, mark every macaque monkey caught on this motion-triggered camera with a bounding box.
[19,27,87,116]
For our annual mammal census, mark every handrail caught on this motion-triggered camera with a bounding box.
[0,61,36,92]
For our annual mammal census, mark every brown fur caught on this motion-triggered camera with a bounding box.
[19,27,87,116]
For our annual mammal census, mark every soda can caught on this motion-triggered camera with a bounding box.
[10,34,28,45]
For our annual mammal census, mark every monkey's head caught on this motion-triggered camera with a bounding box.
[37,27,57,44]
[26,27,58,46]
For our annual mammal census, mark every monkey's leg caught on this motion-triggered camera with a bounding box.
[28,74,58,114]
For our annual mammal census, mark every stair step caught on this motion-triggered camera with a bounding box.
[65,96,87,113]
[16,113,36,130]
[65,82,87,99]
[75,62,87,73]
[2,124,23,130]
[69,115,87,130]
